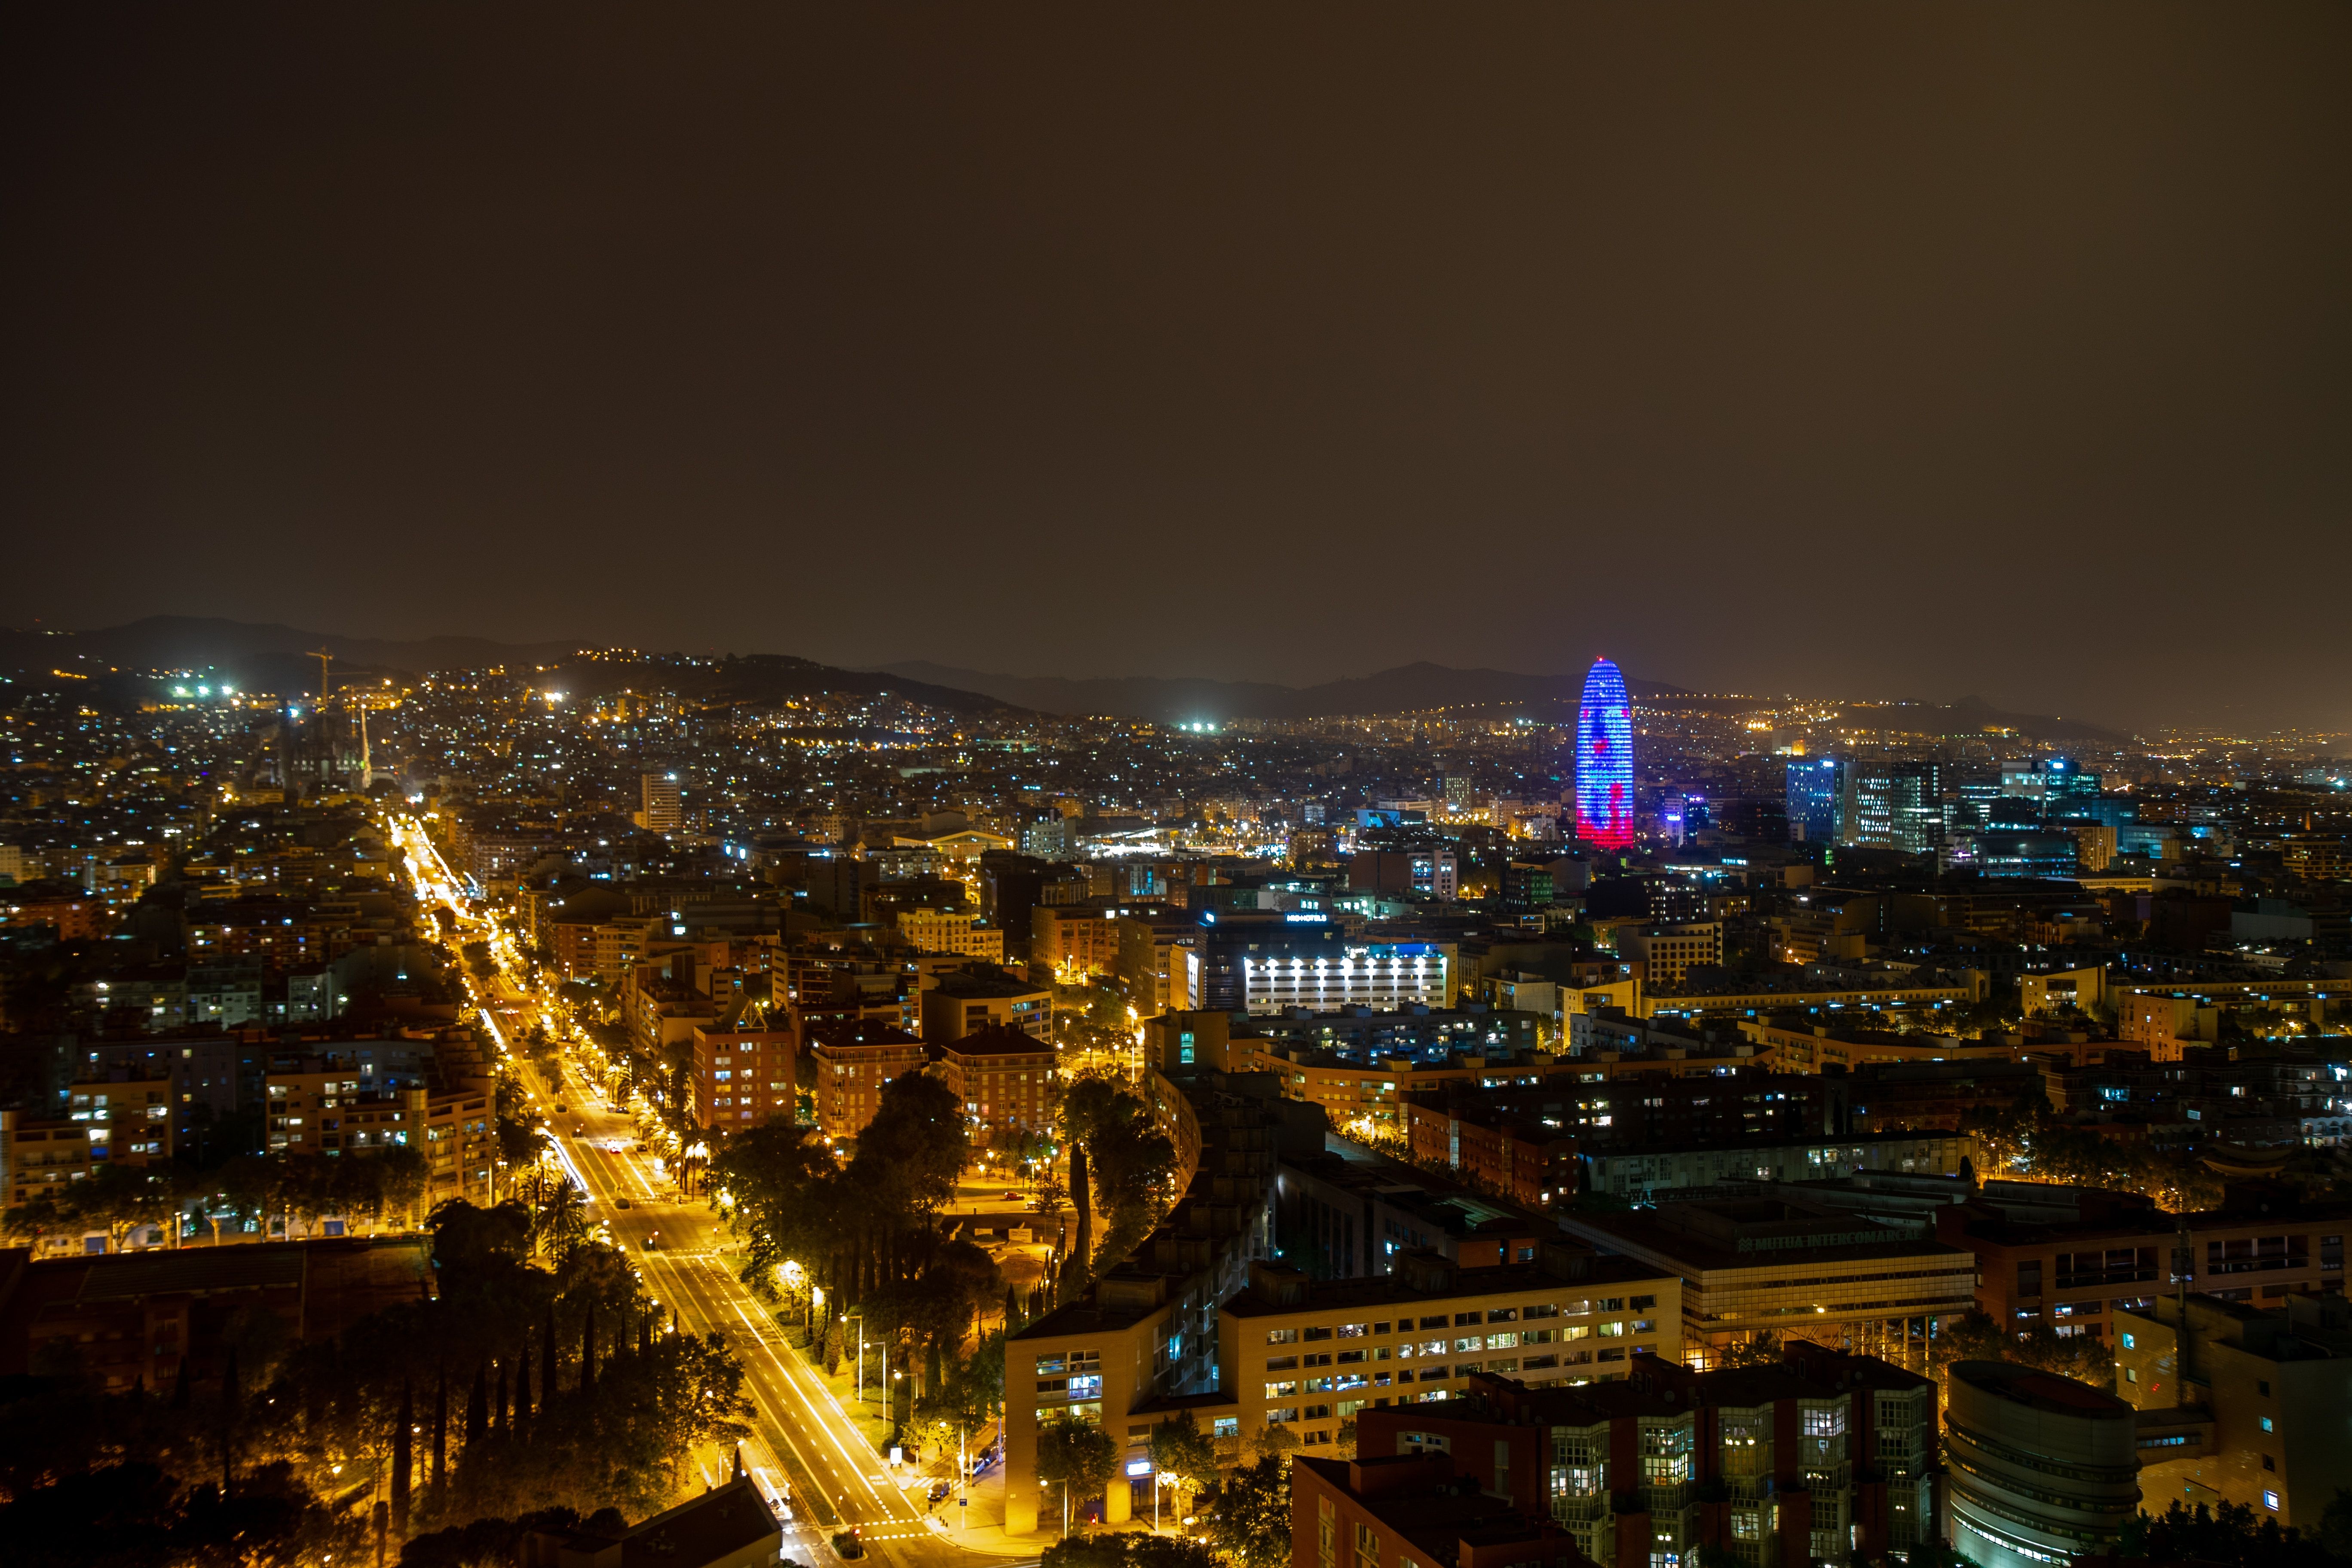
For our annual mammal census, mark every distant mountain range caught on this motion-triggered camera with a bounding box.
[872,659,1698,724]
[0,619,2120,739]
[0,616,583,698]
[0,616,1005,714]
[877,660,2124,740]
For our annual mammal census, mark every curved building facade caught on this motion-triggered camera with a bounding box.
[1945,1360,2139,1568]
[1574,657,1635,849]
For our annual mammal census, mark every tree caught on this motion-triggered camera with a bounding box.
[2125,1497,2345,1568]
[46,1160,180,1251]
[1200,1453,1293,1568]
[1248,1422,1299,1462]
[1043,1534,1222,1568]
[707,1121,837,1296]
[1932,1311,2114,1391]
[849,1072,968,1217]
[1718,1333,1782,1369]
[2320,1488,2352,1563]
[391,1378,414,1535]
[1033,1173,1069,1219]
[379,1145,431,1230]
[1034,1414,1118,1537]
[1150,1410,1217,1522]
[534,1182,591,1261]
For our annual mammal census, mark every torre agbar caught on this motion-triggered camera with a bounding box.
[1575,656,1635,848]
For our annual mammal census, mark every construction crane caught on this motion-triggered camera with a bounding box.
[308,649,334,707]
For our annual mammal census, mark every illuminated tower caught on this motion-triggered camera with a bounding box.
[1574,657,1635,849]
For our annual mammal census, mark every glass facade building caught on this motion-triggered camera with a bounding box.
[1574,658,1635,849]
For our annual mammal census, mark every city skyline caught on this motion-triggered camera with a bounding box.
[4,8,2349,1566]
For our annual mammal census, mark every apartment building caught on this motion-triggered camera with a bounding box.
[1218,1250,1683,1456]
[1292,1451,1576,1568]
[1559,1197,1977,1372]
[919,967,1052,1044]
[1032,905,1123,981]
[1612,923,1723,985]
[1246,1049,1480,1139]
[263,1035,496,1204]
[2,1108,95,1215]
[894,907,1006,964]
[808,1020,930,1140]
[689,1024,797,1133]
[2116,1290,2352,1530]
[934,1026,1058,1136]
[1350,1342,1940,1568]
[1004,1075,1307,1535]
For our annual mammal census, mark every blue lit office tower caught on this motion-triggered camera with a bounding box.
[1785,757,1847,843]
[1574,658,1635,849]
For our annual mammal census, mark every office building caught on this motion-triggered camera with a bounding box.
[1846,762,1943,857]
[1786,757,1847,845]
[1218,1249,1684,1452]
[1936,1180,2352,1343]
[1574,659,1635,851]
[1943,1360,2138,1568]
[1557,1197,1976,1370]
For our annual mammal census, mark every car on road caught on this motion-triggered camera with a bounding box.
[831,1530,864,1559]
[1001,1190,1020,1201]
[643,1231,660,1250]
[613,1197,633,1209]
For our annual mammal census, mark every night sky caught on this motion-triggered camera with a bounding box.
[6,7,2347,731]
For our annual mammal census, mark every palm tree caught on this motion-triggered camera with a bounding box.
[534,1181,590,1260]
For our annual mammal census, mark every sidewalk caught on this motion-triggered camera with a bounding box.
[776,1317,898,1457]
[923,1464,1066,1559]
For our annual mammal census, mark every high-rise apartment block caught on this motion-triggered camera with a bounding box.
[639,772,684,834]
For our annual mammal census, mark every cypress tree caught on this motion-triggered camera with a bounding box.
[542,1303,558,1400]
[640,1313,653,1356]
[170,1355,192,1409]
[1004,1284,1022,1334]
[1069,1143,1093,1270]
[493,1358,508,1433]
[581,1302,596,1393]
[432,1365,448,1496]
[465,1362,487,1445]
[513,1337,533,1442]
[220,1346,242,1496]
[391,1378,413,1537]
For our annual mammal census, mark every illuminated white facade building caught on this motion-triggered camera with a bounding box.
[1239,944,1450,1015]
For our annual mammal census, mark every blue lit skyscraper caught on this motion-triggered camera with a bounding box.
[1785,756,1847,843]
[1574,657,1635,849]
